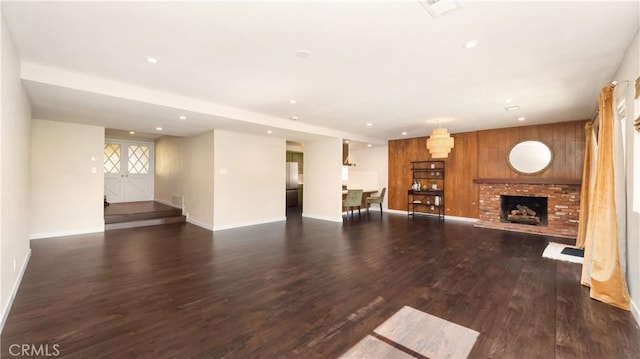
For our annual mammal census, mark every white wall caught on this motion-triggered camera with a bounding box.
[30,120,105,238]
[213,130,286,230]
[303,138,343,222]
[348,145,389,211]
[613,30,640,322]
[184,131,215,229]
[154,135,185,207]
[1,12,32,330]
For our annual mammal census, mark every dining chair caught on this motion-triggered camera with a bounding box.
[366,187,386,215]
[343,189,363,219]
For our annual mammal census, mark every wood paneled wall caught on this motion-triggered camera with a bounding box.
[388,120,586,218]
[477,121,585,180]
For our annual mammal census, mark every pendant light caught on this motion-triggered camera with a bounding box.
[426,122,454,158]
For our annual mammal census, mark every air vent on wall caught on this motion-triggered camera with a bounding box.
[418,0,462,18]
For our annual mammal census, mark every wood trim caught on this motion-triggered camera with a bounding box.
[473,178,581,185]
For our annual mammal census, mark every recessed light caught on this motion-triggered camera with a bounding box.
[129,131,135,135]
[345,140,350,144]
[156,127,163,131]
[367,144,372,148]
[518,117,526,121]
[146,57,158,64]
[296,50,311,58]
[179,115,187,120]
[289,99,297,104]
[366,123,373,127]
[291,116,299,120]
[464,41,478,49]
[505,98,513,103]
[504,105,521,111]
[402,132,408,136]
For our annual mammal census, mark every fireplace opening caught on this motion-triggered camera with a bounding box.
[500,195,548,226]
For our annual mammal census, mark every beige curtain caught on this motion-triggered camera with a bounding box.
[581,84,630,310]
[575,121,595,249]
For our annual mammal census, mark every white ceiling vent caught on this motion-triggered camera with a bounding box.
[418,0,462,18]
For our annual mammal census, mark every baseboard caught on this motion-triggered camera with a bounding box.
[632,299,640,328]
[213,217,286,231]
[29,226,104,240]
[186,217,214,231]
[385,209,478,223]
[302,213,343,223]
[440,215,478,223]
[1,249,31,334]
[384,209,404,214]
[155,199,184,211]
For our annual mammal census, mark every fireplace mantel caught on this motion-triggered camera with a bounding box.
[473,178,581,185]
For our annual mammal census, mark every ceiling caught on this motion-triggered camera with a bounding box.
[2,1,638,144]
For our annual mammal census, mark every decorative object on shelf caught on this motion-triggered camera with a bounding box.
[426,126,454,159]
[431,182,437,190]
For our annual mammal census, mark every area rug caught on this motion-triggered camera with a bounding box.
[561,247,584,257]
[542,242,583,264]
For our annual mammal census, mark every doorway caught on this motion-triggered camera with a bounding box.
[104,139,155,203]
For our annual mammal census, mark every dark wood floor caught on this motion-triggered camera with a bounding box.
[2,209,639,358]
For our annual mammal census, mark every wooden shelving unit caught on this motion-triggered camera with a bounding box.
[408,160,445,220]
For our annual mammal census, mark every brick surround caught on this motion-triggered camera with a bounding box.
[475,182,581,239]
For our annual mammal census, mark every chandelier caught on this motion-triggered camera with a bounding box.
[426,127,454,158]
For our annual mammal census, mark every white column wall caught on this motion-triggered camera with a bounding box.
[183,131,215,229]
[213,130,285,230]
[1,12,32,330]
[30,120,105,238]
[302,138,343,222]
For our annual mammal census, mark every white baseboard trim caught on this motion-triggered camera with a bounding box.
[29,227,104,240]
[213,217,286,231]
[631,299,640,327]
[1,249,31,334]
[186,217,214,231]
[440,215,478,223]
[385,209,478,223]
[302,213,343,223]
[384,209,406,215]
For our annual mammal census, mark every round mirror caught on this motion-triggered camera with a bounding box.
[507,140,553,175]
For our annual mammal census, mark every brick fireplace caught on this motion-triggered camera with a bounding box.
[474,179,581,239]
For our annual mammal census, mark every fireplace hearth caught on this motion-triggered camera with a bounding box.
[500,195,548,226]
